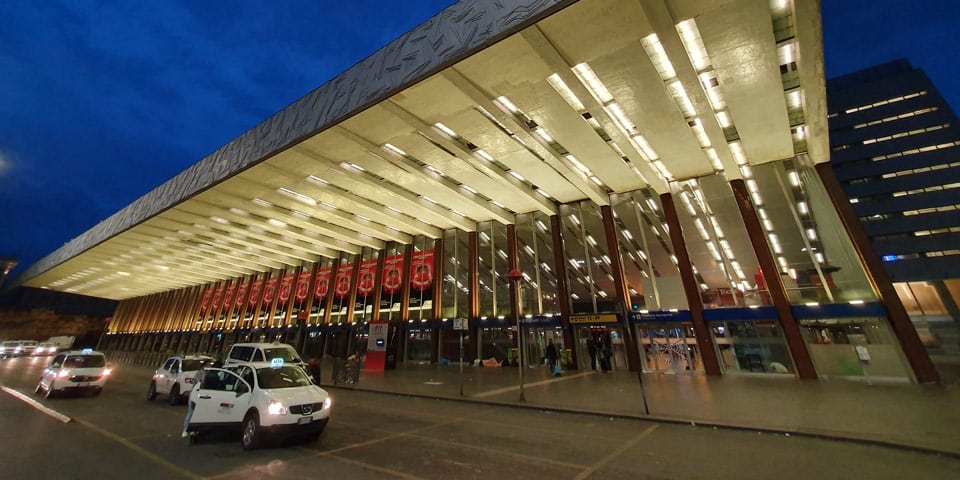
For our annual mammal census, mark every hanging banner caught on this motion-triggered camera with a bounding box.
[294,270,312,304]
[410,250,434,291]
[311,266,333,317]
[209,285,225,313]
[356,259,378,297]
[277,272,295,304]
[262,276,279,306]
[221,281,237,311]
[314,267,332,300]
[234,279,250,308]
[198,286,214,312]
[334,263,353,298]
[381,254,403,295]
[409,249,434,309]
[248,278,264,308]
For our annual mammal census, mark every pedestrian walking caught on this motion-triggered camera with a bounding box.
[545,340,560,376]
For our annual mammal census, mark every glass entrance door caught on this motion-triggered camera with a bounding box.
[637,322,701,373]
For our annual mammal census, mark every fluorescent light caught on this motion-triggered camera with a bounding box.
[641,33,676,80]
[383,143,407,156]
[547,73,586,111]
[495,96,519,113]
[434,122,457,138]
[278,187,317,206]
[572,63,613,103]
[676,19,709,72]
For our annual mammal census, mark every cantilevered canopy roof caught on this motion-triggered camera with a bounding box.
[19,0,827,300]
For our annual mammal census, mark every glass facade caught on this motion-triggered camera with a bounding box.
[105,160,923,383]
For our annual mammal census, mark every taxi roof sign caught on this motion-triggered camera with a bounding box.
[270,357,284,368]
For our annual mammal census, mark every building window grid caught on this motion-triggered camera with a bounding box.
[852,107,938,130]
[870,141,960,162]
[861,123,950,145]
[841,91,926,115]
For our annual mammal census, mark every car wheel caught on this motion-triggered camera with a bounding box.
[168,384,180,406]
[241,413,262,450]
[146,381,157,401]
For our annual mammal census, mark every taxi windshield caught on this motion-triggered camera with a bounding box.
[63,355,105,368]
[255,365,312,389]
[262,348,302,363]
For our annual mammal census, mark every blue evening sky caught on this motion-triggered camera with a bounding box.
[1,0,957,280]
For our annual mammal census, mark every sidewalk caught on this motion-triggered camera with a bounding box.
[319,360,960,457]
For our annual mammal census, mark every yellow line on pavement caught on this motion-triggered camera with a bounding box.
[574,424,659,480]
[73,418,202,480]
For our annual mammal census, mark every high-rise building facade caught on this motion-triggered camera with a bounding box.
[827,60,960,379]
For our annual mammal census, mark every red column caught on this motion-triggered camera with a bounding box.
[730,179,816,379]
[660,193,722,375]
[816,163,940,383]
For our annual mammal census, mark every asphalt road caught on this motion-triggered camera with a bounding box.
[0,355,957,480]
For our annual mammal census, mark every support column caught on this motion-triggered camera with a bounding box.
[660,193,722,375]
[507,224,521,366]
[551,215,577,368]
[730,179,817,379]
[431,237,444,364]
[816,163,940,383]
[601,205,642,372]
[468,232,481,361]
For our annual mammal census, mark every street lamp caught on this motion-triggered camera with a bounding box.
[507,268,525,402]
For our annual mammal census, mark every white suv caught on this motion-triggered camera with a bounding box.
[225,342,306,368]
[185,360,332,449]
[148,354,214,405]
[36,349,112,398]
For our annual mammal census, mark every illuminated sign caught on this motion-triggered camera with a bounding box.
[569,314,618,324]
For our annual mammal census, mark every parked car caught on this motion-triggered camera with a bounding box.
[35,349,112,398]
[185,361,331,449]
[0,340,23,358]
[148,354,214,405]
[224,342,306,369]
[18,340,38,356]
[33,342,58,356]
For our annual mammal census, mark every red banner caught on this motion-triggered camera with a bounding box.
[210,285,224,311]
[314,267,332,299]
[295,271,312,303]
[262,276,279,304]
[248,278,265,307]
[221,282,236,310]
[235,279,250,308]
[277,273,295,303]
[357,259,378,296]
[334,263,353,298]
[381,254,403,295]
[198,286,214,312]
[410,249,434,291]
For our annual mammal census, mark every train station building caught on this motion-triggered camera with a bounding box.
[12,0,943,384]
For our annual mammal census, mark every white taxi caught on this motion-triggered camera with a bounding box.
[148,354,214,405]
[35,349,111,398]
[185,359,331,450]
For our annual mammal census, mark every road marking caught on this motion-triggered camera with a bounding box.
[73,418,202,480]
[1,385,71,423]
[574,424,659,480]
[471,371,596,398]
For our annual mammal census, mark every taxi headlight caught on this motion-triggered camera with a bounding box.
[102,368,112,376]
[267,401,287,415]
[323,397,332,410]
[57,369,71,378]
